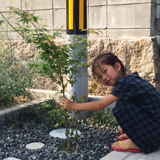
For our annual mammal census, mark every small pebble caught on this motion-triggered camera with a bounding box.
[0,123,119,160]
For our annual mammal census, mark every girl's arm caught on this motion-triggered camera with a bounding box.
[61,94,118,111]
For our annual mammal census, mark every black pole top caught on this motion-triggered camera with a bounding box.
[66,0,87,35]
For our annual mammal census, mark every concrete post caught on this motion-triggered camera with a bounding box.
[66,0,88,117]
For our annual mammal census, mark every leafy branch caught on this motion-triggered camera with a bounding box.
[0,6,100,150]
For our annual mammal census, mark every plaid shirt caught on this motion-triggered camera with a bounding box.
[111,72,160,154]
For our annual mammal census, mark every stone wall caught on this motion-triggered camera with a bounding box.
[88,37,160,95]
[8,36,160,96]
[0,0,160,96]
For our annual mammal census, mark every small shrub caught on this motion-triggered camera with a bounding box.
[0,41,33,106]
[30,100,61,126]
[88,109,118,127]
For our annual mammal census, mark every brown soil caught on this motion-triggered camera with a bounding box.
[0,96,31,110]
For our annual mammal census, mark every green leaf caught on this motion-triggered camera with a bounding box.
[0,20,4,25]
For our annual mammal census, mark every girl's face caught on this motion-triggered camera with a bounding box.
[94,62,123,86]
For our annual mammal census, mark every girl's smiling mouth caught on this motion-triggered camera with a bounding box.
[106,79,111,85]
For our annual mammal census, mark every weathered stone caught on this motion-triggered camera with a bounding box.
[0,113,6,127]
[12,108,20,123]
[88,37,160,95]
[6,111,13,126]
[18,107,26,122]
[26,142,45,150]
[2,37,160,96]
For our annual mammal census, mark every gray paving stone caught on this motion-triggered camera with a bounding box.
[12,109,20,122]
[18,107,26,121]
[4,157,21,160]
[101,147,160,160]
[124,147,160,160]
[26,142,45,150]
[101,151,131,160]
[0,98,51,126]
[6,111,13,126]
[0,113,6,127]
[49,128,81,139]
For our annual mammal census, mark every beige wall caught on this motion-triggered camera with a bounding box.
[0,0,160,39]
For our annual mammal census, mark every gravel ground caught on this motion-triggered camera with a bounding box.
[0,122,119,160]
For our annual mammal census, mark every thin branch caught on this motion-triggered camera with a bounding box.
[0,12,30,41]
[24,5,53,47]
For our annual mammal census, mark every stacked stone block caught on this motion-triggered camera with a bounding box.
[0,0,160,38]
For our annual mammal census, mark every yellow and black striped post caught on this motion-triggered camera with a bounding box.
[66,0,87,34]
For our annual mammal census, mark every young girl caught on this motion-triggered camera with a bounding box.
[61,52,160,154]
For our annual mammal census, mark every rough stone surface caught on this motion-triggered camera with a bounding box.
[2,37,160,96]
[88,37,160,95]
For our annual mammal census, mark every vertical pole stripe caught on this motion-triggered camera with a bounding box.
[66,0,86,34]
[68,0,73,30]
[79,0,84,29]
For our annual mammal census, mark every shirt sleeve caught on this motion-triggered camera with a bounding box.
[111,77,138,101]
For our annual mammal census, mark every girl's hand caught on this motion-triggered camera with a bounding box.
[61,97,74,110]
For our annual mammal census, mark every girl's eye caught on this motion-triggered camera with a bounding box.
[97,76,101,79]
[103,69,107,73]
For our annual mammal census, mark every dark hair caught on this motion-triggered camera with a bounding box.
[92,52,126,77]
